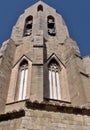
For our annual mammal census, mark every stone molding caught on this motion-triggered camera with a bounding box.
[0,100,90,122]
[0,109,25,122]
[26,100,90,116]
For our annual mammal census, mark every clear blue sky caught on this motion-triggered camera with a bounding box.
[0,0,90,56]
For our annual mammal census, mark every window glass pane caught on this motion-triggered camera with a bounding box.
[18,70,25,100]
[23,69,28,99]
[17,60,28,101]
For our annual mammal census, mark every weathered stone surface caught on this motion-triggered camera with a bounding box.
[0,102,90,130]
[0,1,90,130]
[0,39,16,113]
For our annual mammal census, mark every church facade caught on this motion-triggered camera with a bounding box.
[0,1,90,130]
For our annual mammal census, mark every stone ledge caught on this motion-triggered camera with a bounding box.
[26,100,90,116]
[0,109,25,122]
[0,100,90,122]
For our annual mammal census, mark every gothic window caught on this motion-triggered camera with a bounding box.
[24,16,33,36]
[16,60,28,100]
[47,16,56,36]
[48,59,61,100]
[37,5,43,11]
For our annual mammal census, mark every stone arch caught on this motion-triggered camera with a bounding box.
[7,56,32,103]
[24,15,33,36]
[44,53,70,102]
[47,15,56,36]
[15,59,29,101]
[37,4,43,11]
[48,58,61,100]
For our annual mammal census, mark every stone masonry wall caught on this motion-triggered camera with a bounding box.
[0,101,90,130]
[0,118,22,130]
[22,109,90,130]
[0,39,16,114]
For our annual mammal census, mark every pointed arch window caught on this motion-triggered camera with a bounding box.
[47,16,56,36]
[24,16,33,36]
[48,59,61,100]
[16,59,28,100]
[37,5,43,12]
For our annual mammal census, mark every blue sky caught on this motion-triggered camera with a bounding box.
[0,0,90,56]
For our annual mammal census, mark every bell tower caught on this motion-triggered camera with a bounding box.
[0,1,90,114]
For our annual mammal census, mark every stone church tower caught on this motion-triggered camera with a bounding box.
[0,1,90,130]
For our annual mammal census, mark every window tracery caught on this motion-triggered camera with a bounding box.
[16,60,28,100]
[48,60,61,100]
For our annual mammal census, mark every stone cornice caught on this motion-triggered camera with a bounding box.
[0,109,25,122]
[0,100,90,122]
[26,100,90,116]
